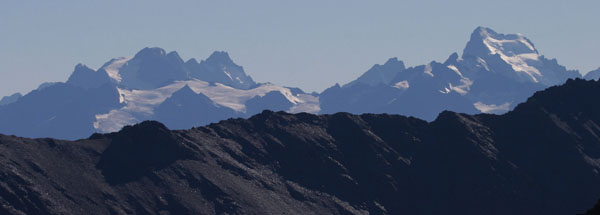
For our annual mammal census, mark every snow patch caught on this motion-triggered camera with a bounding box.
[480,29,542,82]
[474,102,511,114]
[476,57,490,71]
[223,70,233,81]
[447,65,463,77]
[102,57,132,83]
[93,79,318,133]
[424,63,434,77]
[393,80,410,89]
[439,78,473,96]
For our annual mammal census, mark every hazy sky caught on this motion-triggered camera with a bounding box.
[1,0,599,96]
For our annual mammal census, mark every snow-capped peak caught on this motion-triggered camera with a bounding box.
[462,27,567,85]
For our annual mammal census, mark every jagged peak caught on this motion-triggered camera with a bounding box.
[67,63,111,89]
[464,27,538,59]
[384,57,405,66]
[74,63,94,72]
[131,47,185,63]
[444,52,460,65]
[204,51,234,65]
[166,51,183,62]
[134,47,167,58]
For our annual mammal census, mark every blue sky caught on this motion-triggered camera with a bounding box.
[1,0,598,96]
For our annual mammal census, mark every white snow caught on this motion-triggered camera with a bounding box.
[102,57,132,83]
[93,79,318,133]
[448,78,473,96]
[392,80,410,89]
[424,63,434,77]
[447,65,463,77]
[93,110,138,132]
[479,29,542,82]
[289,94,320,113]
[223,70,233,81]
[473,101,511,114]
[476,57,490,71]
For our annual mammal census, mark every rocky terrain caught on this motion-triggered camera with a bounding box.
[1,78,600,214]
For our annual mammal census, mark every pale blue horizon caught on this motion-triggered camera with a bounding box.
[1,0,598,96]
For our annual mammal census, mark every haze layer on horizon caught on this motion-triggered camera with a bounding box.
[1,0,598,96]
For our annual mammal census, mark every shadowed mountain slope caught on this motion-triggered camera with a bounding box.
[0,78,599,215]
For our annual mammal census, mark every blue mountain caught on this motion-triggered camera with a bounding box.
[320,27,581,120]
[585,68,600,81]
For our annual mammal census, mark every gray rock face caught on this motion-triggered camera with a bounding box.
[1,79,600,215]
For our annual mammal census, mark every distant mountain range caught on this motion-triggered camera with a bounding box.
[0,48,318,139]
[0,27,597,139]
[1,78,599,215]
[320,27,586,119]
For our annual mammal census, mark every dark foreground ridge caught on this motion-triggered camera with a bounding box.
[1,79,600,215]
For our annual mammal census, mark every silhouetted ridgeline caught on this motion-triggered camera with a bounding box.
[0,79,600,215]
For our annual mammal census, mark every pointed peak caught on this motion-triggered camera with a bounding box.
[444,52,460,65]
[463,27,538,59]
[134,47,167,58]
[385,57,399,63]
[74,63,94,72]
[166,51,181,58]
[67,63,111,89]
[168,85,215,105]
[471,26,498,38]
[205,51,234,64]
[174,84,197,95]
[384,57,405,68]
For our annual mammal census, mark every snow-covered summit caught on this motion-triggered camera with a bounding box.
[462,27,579,86]
[321,26,581,121]
[465,27,538,57]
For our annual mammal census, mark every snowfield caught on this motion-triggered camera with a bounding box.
[94,79,319,133]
